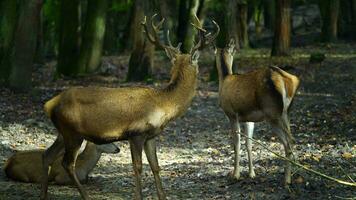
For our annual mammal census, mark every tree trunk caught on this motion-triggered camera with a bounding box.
[271,0,291,57]
[56,0,80,76]
[237,2,249,48]
[227,0,239,45]
[77,0,108,74]
[126,0,154,81]
[252,0,264,39]
[263,0,275,30]
[8,0,43,91]
[177,0,200,53]
[318,0,340,42]
[0,0,18,85]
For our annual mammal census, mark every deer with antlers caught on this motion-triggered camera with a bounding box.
[215,40,300,185]
[39,15,219,200]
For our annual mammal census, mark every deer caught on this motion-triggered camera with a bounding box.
[4,141,120,184]
[39,14,219,200]
[215,39,300,185]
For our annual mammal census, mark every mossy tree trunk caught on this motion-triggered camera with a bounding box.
[56,0,80,76]
[237,1,249,48]
[77,0,108,74]
[177,0,200,53]
[0,0,18,85]
[271,0,291,57]
[318,0,340,42]
[8,0,43,91]
[263,0,275,30]
[126,0,154,82]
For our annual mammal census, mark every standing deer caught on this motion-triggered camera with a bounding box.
[39,15,219,200]
[215,39,300,185]
[4,141,120,184]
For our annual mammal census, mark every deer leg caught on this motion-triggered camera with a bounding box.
[272,122,293,185]
[144,138,166,200]
[40,135,64,200]
[229,115,241,180]
[244,122,255,178]
[129,136,145,200]
[61,135,88,199]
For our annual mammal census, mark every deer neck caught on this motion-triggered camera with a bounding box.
[76,143,101,173]
[161,65,198,116]
[216,49,233,93]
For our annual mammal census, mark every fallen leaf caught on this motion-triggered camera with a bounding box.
[342,152,353,159]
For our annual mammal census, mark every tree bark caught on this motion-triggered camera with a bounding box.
[237,2,249,48]
[0,0,18,85]
[56,0,80,76]
[77,0,108,74]
[8,0,43,91]
[126,0,154,81]
[177,0,200,53]
[318,0,340,42]
[271,0,291,57]
[263,0,275,30]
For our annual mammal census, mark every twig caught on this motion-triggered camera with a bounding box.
[241,135,356,187]
[334,196,356,200]
[336,161,355,183]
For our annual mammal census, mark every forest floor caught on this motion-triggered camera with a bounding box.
[0,42,355,200]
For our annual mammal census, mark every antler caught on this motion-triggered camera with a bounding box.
[142,14,181,54]
[190,14,220,54]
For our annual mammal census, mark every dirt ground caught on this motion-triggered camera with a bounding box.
[0,43,355,200]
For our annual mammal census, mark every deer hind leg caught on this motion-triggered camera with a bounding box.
[40,135,64,200]
[244,122,255,178]
[271,119,293,185]
[129,136,145,200]
[144,137,166,200]
[228,115,241,180]
[61,133,88,199]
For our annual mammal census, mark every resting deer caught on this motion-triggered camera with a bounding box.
[4,141,120,184]
[215,40,300,185]
[39,15,219,200]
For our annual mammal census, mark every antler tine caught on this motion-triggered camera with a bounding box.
[204,20,220,45]
[166,30,181,52]
[141,14,167,50]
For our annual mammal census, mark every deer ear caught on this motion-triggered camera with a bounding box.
[191,51,200,65]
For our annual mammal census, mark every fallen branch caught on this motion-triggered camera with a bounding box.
[240,135,356,187]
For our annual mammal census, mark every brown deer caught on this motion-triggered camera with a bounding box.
[4,141,120,184]
[215,39,300,185]
[39,15,219,200]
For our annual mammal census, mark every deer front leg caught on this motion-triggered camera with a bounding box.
[244,122,255,178]
[129,137,145,200]
[229,115,241,180]
[144,138,166,200]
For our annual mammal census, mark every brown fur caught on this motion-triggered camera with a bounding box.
[40,54,199,200]
[215,41,300,185]
[4,142,119,184]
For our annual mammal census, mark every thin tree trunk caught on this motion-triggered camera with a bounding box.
[318,0,340,42]
[227,0,239,45]
[0,0,18,85]
[77,0,108,74]
[238,2,249,48]
[9,0,43,91]
[177,0,200,53]
[126,0,154,81]
[271,0,291,57]
[56,0,80,76]
[263,0,275,30]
